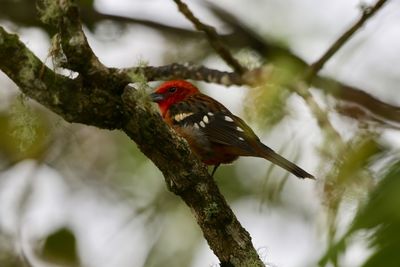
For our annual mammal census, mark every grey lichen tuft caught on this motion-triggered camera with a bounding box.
[9,94,39,151]
[18,50,46,91]
[220,74,231,85]
[37,0,64,24]
[236,48,263,70]
[19,50,39,84]
[127,59,150,90]
[49,33,67,69]
[125,59,157,110]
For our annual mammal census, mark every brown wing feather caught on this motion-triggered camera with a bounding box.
[167,93,314,178]
[186,94,259,155]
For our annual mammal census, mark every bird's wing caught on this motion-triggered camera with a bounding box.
[169,94,258,154]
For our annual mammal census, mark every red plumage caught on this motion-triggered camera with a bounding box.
[150,80,314,179]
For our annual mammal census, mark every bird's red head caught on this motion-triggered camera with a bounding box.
[150,80,200,117]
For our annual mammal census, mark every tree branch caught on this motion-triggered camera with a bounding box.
[42,0,109,77]
[290,0,390,146]
[315,76,400,124]
[0,26,122,129]
[120,63,243,85]
[307,0,389,79]
[295,0,390,144]
[172,0,246,74]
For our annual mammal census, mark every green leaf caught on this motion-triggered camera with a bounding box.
[353,162,400,267]
[320,161,400,267]
[41,228,79,267]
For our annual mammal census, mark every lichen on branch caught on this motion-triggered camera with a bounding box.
[38,0,65,24]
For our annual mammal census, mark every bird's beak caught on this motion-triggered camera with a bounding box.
[149,92,165,103]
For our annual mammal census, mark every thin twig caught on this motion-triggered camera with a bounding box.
[307,0,389,79]
[173,0,246,74]
[295,0,389,147]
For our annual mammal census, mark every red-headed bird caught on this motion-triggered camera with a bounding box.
[150,80,314,179]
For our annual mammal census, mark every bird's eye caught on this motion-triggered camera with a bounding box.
[168,87,177,93]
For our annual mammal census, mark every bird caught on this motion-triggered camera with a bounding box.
[150,80,314,179]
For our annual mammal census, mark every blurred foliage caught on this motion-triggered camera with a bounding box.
[236,48,263,70]
[0,233,24,267]
[244,77,290,128]
[320,160,400,267]
[352,161,400,267]
[9,95,39,152]
[40,228,79,267]
[0,95,51,167]
[323,136,382,212]
[243,54,305,128]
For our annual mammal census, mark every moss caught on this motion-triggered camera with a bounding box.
[49,34,67,69]
[127,59,150,89]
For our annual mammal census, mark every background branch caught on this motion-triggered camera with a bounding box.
[173,0,246,74]
[295,0,390,145]
[120,63,243,85]
[307,0,389,79]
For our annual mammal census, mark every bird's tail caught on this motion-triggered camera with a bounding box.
[258,144,314,179]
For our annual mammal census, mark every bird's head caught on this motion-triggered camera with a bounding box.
[150,80,200,117]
